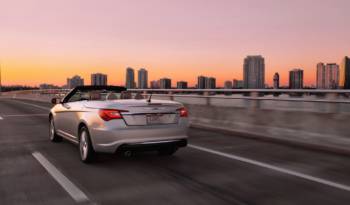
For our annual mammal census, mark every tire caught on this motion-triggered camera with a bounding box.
[158,146,178,156]
[79,127,95,163]
[49,118,62,142]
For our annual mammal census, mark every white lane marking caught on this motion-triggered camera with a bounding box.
[32,152,90,203]
[189,144,350,192]
[0,116,3,120]
[2,114,47,117]
[13,100,50,111]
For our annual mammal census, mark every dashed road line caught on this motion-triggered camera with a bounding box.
[189,144,350,193]
[32,151,91,203]
[0,116,3,120]
[12,100,51,111]
[2,114,47,117]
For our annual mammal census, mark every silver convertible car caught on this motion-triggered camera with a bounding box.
[49,86,189,163]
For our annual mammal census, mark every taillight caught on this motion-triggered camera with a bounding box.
[178,107,188,117]
[99,109,128,121]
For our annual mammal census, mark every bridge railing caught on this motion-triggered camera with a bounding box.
[128,89,350,103]
[2,88,350,102]
[2,88,350,112]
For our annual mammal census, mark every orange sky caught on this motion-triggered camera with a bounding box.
[2,55,331,87]
[1,0,349,87]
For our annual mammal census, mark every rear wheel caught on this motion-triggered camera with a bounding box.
[49,118,62,142]
[79,127,95,163]
[158,146,178,156]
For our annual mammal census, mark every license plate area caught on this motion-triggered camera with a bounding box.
[146,114,163,125]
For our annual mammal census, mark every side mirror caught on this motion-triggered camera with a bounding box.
[51,98,61,105]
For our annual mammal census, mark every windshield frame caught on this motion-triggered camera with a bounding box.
[62,86,127,103]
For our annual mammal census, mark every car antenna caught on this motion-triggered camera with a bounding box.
[147,92,153,103]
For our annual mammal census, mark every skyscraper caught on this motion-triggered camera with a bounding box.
[138,68,148,89]
[243,55,265,89]
[177,81,188,89]
[316,63,326,89]
[159,78,171,89]
[67,75,84,89]
[325,63,339,89]
[205,77,216,89]
[317,63,339,89]
[197,76,206,89]
[197,76,216,89]
[273,72,279,89]
[224,81,233,89]
[125,67,135,89]
[91,73,107,86]
[289,69,303,89]
[340,56,350,89]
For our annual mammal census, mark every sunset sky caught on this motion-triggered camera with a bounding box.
[1,0,349,87]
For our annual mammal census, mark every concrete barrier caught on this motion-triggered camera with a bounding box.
[2,93,55,102]
[186,104,350,155]
[147,94,350,155]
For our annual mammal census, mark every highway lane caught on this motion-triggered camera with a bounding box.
[1,99,350,205]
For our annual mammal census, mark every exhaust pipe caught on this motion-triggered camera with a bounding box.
[123,150,132,157]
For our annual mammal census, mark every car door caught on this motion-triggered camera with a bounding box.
[57,101,83,141]
[55,90,86,141]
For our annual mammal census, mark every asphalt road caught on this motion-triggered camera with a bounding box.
[1,98,350,205]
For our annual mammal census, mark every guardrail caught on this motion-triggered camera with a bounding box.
[2,88,350,112]
[2,88,350,103]
[4,88,350,94]
[1,89,70,95]
[128,88,350,94]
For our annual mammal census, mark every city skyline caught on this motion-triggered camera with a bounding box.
[4,56,349,89]
[6,55,350,89]
[2,56,348,88]
[1,0,349,87]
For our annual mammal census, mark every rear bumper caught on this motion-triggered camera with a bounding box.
[90,123,188,153]
[117,139,187,153]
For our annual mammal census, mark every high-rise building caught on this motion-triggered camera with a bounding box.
[340,56,350,89]
[177,81,188,89]
[289,69,303,89]
[316,63,326,89]
[317,63,339,89]
[205,77,216,89]
[91,73,107,86]
[125,67,135,89]
[224,81,233,89]
[273,72,279,89]
[159,78,171,89]
[138,68,148,89]
[150,80,160,89]
[197,76,207,89]
[325,63,339,89]
[233,79,244,88]
[197,75,216,89]
[243,55,265,89]
[67,75,84,89]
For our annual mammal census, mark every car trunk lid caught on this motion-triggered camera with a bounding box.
[84,99,182,126]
